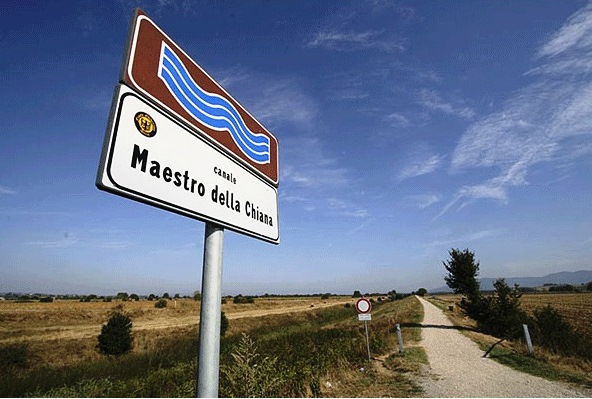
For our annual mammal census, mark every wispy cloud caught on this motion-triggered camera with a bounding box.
[281,137,349,189]
[306,1,410,53]
[425,229,501,247]
[327,198,369,218]
[441,3,592,217]
[307,30,405,53]
[219,69,318,129]
[398,154,445,181]
[386,112,411,128]
[0,185,16,195]
[409,194,442,209]
[537,3,592,58]
[417,88,475,120]
[25,233,78,249]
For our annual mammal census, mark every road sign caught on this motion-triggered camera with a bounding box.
[358,313,372,321]
[355,298,372,314]
[121,9,279,187]
[97,85,279,244]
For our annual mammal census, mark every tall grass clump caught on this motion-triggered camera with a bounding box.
[0,343,31,371]
[530,305,592,358]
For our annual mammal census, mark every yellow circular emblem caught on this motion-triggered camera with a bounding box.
[134,112,157,137]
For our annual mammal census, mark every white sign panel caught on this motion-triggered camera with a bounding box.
[358,314,372,321]
[97,85,279,244]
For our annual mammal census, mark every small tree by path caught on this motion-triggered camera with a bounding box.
[97,311,133,356]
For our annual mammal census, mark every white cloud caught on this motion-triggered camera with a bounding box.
[219,70,318,129]
[537,3,592,58]
[307,30,405,53]
[398,154,445,181]
[441,3,592,218]
[417,89,475,120]
[410,194,441,209]
[425,229,501,247]
[386,112,411,128]
[0,185,16,195]
[25,233,78,249]
[326,198,369,218]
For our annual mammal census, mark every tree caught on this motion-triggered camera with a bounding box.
[352,290,362,298]
[162,292,170,300]
[443,248,481,298]
[416,288,428,297]
[97,311,133,356]
[116,292,129,301]
[443,248,485,320]
[587,281,592,291]
[193,290,202,301]
[478,279,528,338]
[129,293,139,301]
[147,293,155,301]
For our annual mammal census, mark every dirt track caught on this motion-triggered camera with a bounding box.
[417,296,590,397]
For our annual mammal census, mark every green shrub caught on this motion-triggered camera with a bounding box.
[233,294,255,304]
[97,311,133,356]
[530,305,592,357]
[39,296,54,303]
[220,311,229,337]
[154,299,167,308]
[219,333,284,397]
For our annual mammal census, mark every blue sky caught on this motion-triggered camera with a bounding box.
[1,0,591,296]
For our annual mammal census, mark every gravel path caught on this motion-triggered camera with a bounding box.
[416,296,589,397]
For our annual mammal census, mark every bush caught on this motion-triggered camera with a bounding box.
[39,296,54,303]
[154,299,167,308]
[220,311,229,337]
[97,311,133,356]
[0,343,30,370]
[219,334,283,397]
[475,279,530,339]
[233,295,254,304]
[529,305,592,357]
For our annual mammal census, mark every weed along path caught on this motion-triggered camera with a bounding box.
[416,296,588,397]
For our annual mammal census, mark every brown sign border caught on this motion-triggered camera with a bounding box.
[120,9,279,187]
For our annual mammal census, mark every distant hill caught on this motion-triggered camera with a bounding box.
[432,269,592,293]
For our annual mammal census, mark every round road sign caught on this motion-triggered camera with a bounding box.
[355,298,372,314]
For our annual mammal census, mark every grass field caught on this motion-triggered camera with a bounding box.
[0,295,427,397]
[0,296,353,368]
[517,292,592,337]
[431,291,592,338]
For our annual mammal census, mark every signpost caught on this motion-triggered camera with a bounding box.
[355,298,372,362]
[96,8,279,398]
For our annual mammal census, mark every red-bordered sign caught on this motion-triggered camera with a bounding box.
[120,9,279,187]
[355,298,372,314]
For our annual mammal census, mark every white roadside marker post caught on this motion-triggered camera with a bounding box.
[522,324,534,356]
[396,323,404,353]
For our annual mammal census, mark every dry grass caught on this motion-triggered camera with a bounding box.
[431,292,592,338]
[518,292,592,337]
[0,296,353,368]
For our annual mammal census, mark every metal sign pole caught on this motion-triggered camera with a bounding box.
[364,320,371,362]
[197,222,224,398]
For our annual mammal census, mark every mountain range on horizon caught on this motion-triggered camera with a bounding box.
[432,269,592,293]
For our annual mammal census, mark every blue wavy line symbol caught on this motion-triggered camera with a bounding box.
[158,42,271,164]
